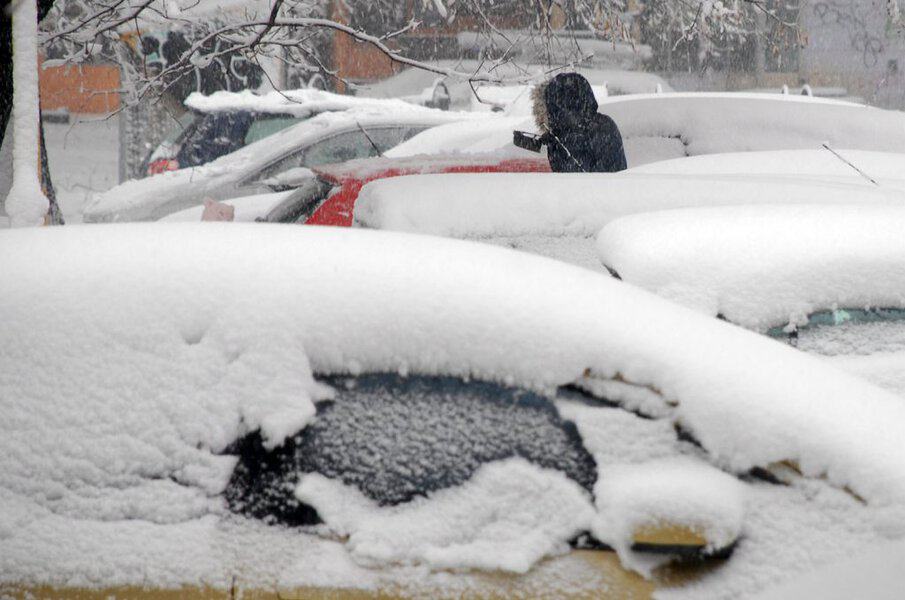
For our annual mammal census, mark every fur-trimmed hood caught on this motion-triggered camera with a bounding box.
[532,73,599,134]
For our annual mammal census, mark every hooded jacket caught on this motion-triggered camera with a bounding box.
[533,73,627,173]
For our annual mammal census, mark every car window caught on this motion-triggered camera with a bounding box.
[177,111,253,168]
[253,125,431,183]
[244,115,303,145]
[767,308,905,355]
[224,373,596,526]
[262,176,334,223]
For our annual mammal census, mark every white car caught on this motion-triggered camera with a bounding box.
[83,107,477,222]
[387,92,905,168]
[3,223,904,598]
[596,203,905,398]
[353,169,905,272]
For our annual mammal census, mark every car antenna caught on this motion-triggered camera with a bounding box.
[356,121,384,157]
[821,143,879,186]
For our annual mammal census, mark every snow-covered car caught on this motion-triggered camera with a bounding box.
[353,171,905,272]
[596,203,905,397]
[84,107,475,222]
[140,88,460,178]
[161,153,551,225]
[387,92,905,168]
[629,148,905,191]
[3,224,905,598]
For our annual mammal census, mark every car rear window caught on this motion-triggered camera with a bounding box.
[244,115,303,145]
[224,373,597,527]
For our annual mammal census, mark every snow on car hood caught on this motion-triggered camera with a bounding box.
[4,225,905,592]
[596,203,905,331]
[354,172,905,239]
[82,108,473,222]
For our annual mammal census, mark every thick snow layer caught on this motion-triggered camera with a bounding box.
[184,88,418,117]
[593,459,745,576]
[753,538,905,600]
[596,204,905,332]
[83,108,469,222]
[296,458,594,573]
[630,148,905,190]
[4,0,49,227]
[4,225,905,594]
[354,172,905,239]
[389,93,905,168]
[828,353,905,399]
[160,191,292,222]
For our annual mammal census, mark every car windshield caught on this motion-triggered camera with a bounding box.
[767,308,905,355]
[224,373,598,527]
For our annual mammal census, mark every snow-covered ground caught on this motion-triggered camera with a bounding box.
[43,114,120,224]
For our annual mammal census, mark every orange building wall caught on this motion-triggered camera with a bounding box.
[39,63,120,114]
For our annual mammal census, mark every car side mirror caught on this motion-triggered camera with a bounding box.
[259,167,316,191]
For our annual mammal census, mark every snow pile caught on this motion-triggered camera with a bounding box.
[5,225,905,592]
[389,93,905,168]
[354,172,904,239]
[296,458,594,573]
[185,88,418,117]
[593,459,746,576]
[753,538,905,600]
[631,148,905,191]
[596,204,905,331]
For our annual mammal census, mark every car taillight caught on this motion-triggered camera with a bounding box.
[147,159,179,176]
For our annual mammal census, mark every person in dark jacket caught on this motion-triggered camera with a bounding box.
[531,72,627,173]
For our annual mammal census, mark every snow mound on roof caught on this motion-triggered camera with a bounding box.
[593,459,746,577]
[630,148,905,181]
[185,88,418,117]
[354,173,904,239]
[295,458,594,573]
[596,204,905,331]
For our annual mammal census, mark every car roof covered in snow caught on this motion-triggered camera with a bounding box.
[353,171,905,239]
[596,203,905,331]
[184,88,421,117]
[388,93,905,167]
[83,107,475,222]
[4,224,905,595]
[629,148,905,189]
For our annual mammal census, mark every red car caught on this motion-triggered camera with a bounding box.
[260,154,551,226]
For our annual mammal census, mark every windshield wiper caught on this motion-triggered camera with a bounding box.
[356,121,384,157]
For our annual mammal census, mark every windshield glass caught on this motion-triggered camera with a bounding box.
[244,115,303,144]
[767,308,905,355]
[224,373,597,526]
